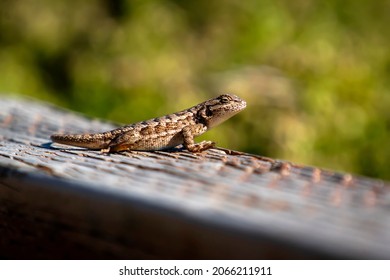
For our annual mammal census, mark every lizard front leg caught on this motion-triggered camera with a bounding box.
[182,125,215,153]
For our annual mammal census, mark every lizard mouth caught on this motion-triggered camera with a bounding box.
[207,95,247,128]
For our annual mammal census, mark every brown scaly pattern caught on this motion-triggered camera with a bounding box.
[51,94,246,153]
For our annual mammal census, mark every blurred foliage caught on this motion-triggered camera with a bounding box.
[0,0,389,179]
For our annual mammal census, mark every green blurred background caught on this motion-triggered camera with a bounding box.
[1,0,389,179]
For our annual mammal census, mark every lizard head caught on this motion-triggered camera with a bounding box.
[198,94,247,129]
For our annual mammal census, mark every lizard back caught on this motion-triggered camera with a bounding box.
[51,94,246,152]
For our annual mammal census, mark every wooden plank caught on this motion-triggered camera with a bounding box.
[0,96,389,259]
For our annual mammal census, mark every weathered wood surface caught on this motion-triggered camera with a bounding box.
[0,96,389,259]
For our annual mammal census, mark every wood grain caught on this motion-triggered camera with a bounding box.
[0,96,389,259]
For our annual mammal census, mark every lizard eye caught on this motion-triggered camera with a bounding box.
[220,96,230,103]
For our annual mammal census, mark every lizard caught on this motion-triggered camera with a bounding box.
[50,94,246,153]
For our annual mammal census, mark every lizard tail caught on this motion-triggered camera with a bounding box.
[50,133,111,149]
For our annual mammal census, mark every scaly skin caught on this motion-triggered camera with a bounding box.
[51,94,246,153]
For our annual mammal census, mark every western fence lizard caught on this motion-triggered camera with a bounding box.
[51,94,246,153]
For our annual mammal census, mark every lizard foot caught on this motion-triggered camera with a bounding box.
[186,141,216,153]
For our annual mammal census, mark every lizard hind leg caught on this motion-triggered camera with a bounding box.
[105,132,140,152]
